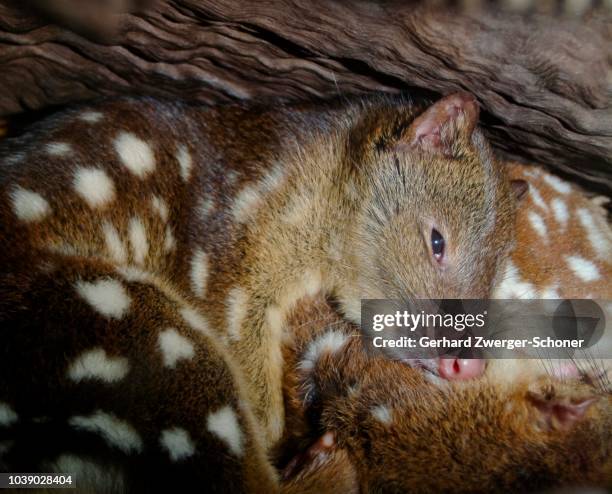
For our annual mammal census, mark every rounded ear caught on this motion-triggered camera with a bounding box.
[510,179,529,201]
[527,390,598,431]
[401,92,480,156]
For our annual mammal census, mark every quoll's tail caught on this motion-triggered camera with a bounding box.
[0,252,278,493]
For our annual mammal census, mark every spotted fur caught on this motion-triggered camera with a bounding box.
[0,93,524,491]
[494,163,612,300]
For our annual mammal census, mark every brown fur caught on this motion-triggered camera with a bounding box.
[278,294,611,493]
[495,163,612,300]
[0,253,277,493]
[0,92,519,445]
[0,92,521,490]
[276,164,612,493]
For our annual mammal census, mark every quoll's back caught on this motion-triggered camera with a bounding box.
[0,90,526,450]
[494,163,611,300]
[0,98,293,491]
[0,93,543,491]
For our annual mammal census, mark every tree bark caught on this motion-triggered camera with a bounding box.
[0,0,610,194]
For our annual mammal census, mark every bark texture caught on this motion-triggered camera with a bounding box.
[0,0,610,193]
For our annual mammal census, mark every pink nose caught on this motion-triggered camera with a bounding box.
[438,358,485,380]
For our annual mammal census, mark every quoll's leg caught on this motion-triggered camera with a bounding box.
[0,253,278,493]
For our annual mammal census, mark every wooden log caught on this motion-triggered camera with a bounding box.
[0,0,610,194]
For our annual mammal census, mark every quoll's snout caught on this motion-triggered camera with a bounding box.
[438,357,486,380]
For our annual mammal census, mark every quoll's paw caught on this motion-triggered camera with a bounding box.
[280,433,358,494]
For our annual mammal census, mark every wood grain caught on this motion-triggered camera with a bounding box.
[0,0,610,193]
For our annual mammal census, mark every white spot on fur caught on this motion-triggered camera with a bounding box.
[164,226,176,252]
[79,111,103,123]
[492,261,537,299]
[232,166,285,223]
[150,195,169,221]
[522,167,541,179]
[74,168,116,209]
[190,248,209,298]
[116,266,151,284]
[114,132,155,178]
[565,255,600,282]
[528,211,547,239]
[265,166,286,189]
[232,185,262,223]
[158,328,195,368]
[160,427,196,461]
[577,208,609,260]
[551,198,569,229]
[0,403,18,426]
[301,270,322,297]
[273,270,323,328]
[371,405,392,425]
[128,216,149,265]
[49,454,124,492]
[540,284,560,299]
[591,195,610,208]
[180,306,210,335]
[68,348,129,383]
[69,411,143,454]
[102,221,128,264]
[75,278,131,319]
[528,185,549,212]
[226,287,248,341]
[196,197,215,218]
[543,173,572,194]
[47,243,79,257]
[46,142,72,156]
[176,145,192,182]
[207,406,244,457]
[10,186,51,222]
[300,331,349,372]
[340,298,362,325]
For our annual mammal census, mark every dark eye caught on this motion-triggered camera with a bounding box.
[431,228,445,261]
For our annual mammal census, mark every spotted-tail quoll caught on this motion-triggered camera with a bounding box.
[276,293,611,494]
[276,166,611,492]
[0,92,527,491]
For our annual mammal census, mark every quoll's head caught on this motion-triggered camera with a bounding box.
[337,93,527,313]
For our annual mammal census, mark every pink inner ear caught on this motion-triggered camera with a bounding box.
[528,392,598,430]
[408,92,480,152]
[552,399,597,427]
